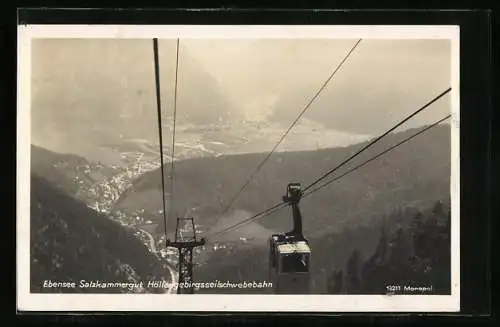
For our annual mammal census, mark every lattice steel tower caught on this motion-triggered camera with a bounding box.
[166,217,205,294]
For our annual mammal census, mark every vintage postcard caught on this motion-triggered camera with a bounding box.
[17,24,460,312]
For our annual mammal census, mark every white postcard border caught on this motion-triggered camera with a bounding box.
[17,24,460,312]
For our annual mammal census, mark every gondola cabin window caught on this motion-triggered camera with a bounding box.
[277,242,310,274]
[281,253,309,273]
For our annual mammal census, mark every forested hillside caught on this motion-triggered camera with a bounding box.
[117,124,450,236]
[30,174,165,293]
[195,200,451,294]
[31,145,118,203]
[327,200,451,294]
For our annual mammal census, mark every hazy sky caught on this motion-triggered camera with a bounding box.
[183,38,451,123]
[31,38,452,154]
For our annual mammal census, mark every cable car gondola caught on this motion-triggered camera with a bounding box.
[269,183,311,294]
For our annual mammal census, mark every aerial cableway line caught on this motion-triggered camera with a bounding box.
[303,113,452,199]
[150,38,451,295]
[152,38,169,245]
[168,38,180,227]
[200,40,377,286]
[152,38,205,294]
[302,87,452,193]
[205,111,452,294]
[206,87,452,240]
[206,111,452,258]
[211,38,363,227]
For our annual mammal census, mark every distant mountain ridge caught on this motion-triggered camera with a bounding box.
[31,39,241,160]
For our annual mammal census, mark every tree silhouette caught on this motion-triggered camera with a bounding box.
[327,270,343,294]
[345,249,362,293]
[411,211,423,231]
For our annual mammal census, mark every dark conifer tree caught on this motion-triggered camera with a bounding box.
[346,249,361,293]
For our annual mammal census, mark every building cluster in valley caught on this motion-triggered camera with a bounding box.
[54,150,259,273]
[71,152,161,214]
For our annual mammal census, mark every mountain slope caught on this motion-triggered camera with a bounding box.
[31,145,91,196]
[30,145,119,203]
[115,124,450,237]
[30,174,166,293]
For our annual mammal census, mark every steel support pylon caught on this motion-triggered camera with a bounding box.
[166,217,205,294]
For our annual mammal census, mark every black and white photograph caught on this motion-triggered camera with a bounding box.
[17,25,460,312]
